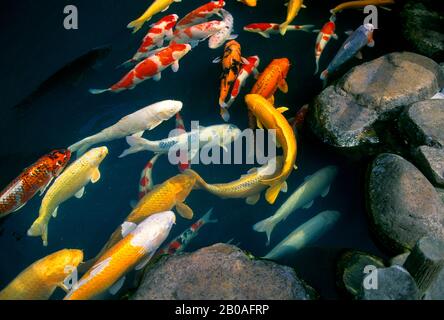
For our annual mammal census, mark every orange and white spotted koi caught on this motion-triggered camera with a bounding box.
[176,1,226,30]
[90,43,191,94]
[170,20,227,48]
[121,14,179,67]
[314,16,338,74]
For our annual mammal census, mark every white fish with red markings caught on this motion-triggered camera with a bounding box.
[208,9,237,49]
[170,20,227,48]
[313,16,338,74]
[121,14,179,67]
[90,43,191,94]
[243,22,314,38]
[221,56,260,120]
[176,0,226,30]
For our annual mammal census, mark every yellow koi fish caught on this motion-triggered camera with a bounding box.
[0,249,83,300]
[331,0,395,14]
[237,0,257,7]
[184,157,284,205]
[27,147,108,246]
[83,173,195,270]
[127,0,183,33]
[244,94,297,204]
[280,0,306,36]
[64,212,175,300]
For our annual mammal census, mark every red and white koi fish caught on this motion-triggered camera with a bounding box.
[121,14,179,67]
[243,23,314,38]
[90,43,191,94]
[137,154,162,200]
[208,9,237,49]
[176,0,226,30]
[170,20,227,48]
[313,16,338,74]
[221,56,260,119]
[156,208,217,256]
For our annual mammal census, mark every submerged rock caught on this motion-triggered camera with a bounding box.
[308,52,443,151]
[400,99,444,148]
[336,250,385,297]
[414,146,444,187]
[357,266,420,300]
[401,1,444,61]
[132,244,316,300]
[367,153,444,253]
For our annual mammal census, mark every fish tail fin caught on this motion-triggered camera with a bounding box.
[201,208,218,224]
[89,88,109,95]
[279,22,289,36]
[252,218,275,246]
[127,18,146,34]
[300,24,315,32]
[27,217,49,246]
[220,107,230,122]
[118,136,149,158]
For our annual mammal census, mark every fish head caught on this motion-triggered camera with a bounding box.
[83,146,108,165]
[130,211,176,252]
[169,174,196,201]
[155,100,183,121]
[274,58,290,78]
[161,14,179,30]
[363,23,375,44]
[41,249,84,284]
[170,43,192,61]
[216,124,242,144]
[47,149,71,176]
[247,56,260,67]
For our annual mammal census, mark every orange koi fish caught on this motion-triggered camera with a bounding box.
[249,58,290,128]
[0,150,71,219]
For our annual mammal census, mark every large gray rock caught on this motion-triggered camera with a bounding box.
[400,99,444,148]
[425,268,444,300]
[401,1,444,61]
[414,146,444,187]
[357,266,420,300]
[132,244,316,300]
[309,52,443,150]
[367,153,444,253]
[336,250,385,297]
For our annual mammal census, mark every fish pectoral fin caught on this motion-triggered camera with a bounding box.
[321,184,331,198]
[276,106,289,114]
[303,200,314,209]
[39,177,53,196]
[121,221,137,238]
[135,251,156,270]
[259,32,270,38]
[332,33,339,40]
[246,194,260,205]
[171,61,180,72]
[265,182,284,205]
[52,207,59,218]
[75,187,85,199]
[355,51,363,60]
[212,56,222,64]
[278,79,289,93]
[132,131,145,138]
[109,276,126,295]
[267,95,275,105]
[91,168,101,184]
[256,119,264,129]
[301,4,307,8]
[129,200,138,209]
[153,73,162,81]
[175,202,194,219]
[247,167,258,174]
[13,202,27,213]
[281,181,288,193]
[148,120,163,130]
[161,5,170,12]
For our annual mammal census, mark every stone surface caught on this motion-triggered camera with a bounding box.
[367,153,444,253]
[400,99,444,148]
[425,268,444,300]
[309,52,443,150]
[132,244,316,300]
[357,266,420,300]
[336,250,385,297]
[414,146,444,187]
[401,1,444,61]
[390,253,410,267]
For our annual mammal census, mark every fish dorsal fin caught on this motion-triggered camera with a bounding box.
[91,168,101,183]
[121,221,137,238]
[175,202,194,219]
[278,79,288,93]
[355,51,363,60]
[247,167,258,174]
[303,200,314,209]
[135,251,156,270]
[109,276,126,295]
[276,107,289,114]
[52,207,59,218]
[75,187,85,199]
[132,131,145,138]
[246,194,260,205]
